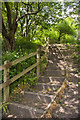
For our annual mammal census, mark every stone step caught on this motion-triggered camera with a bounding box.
[47,62,64,67]
[8,87,60,118]
[48,59,64,64]
[46,67,65,71]
[49,46,57,49]
[48,56,63,61]
[8,102,44,118]
[29,83,61,95]
[47,63,58,68]
[48,56,62,60]
[8,92,54,118]
[41,70,66,77]
[19,91,52,109]
[68,76,79,83]
[5,44,68,119]
[50,44,65,47]
[38,76,65,83]
[48,51,62,56]
[46,62,66,70]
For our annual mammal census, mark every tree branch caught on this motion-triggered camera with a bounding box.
[22,2,32,8]
[13,3,18,23]
[13,2,18,33]
[5,2,12,29]
[16,8,42,22]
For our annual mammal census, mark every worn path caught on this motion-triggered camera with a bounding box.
[52,44,79,119]
[3,44,79,119]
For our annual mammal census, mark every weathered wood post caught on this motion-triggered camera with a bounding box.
[64,64,69,86]
[37,48,40,77]
[45,34,49,62]
[4,60,9,102]
[45,34,47,61]
[47,36,49,53]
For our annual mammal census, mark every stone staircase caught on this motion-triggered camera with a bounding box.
[5,44,68,118]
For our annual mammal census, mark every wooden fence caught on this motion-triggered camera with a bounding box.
[0,35,49,102]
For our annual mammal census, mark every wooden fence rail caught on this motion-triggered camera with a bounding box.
[0,35,49,102]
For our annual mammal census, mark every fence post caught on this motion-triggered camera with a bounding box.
[37,48,40,77]
[47,36,49,52]
[45,34,49,62]
[4,60,9,102]
[45,35,47,61]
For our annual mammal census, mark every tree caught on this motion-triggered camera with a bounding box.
[56,20,76,42]
[2,1,79,51]
[2,2,18,50]
[2,2,41,51]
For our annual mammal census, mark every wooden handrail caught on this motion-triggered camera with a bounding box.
[0,52,37,70]
[0,62,39,91]
[0,35,49,102]
[0,52,47,91]
[0,65,5,70]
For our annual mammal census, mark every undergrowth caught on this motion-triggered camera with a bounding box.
[2,40,47,101]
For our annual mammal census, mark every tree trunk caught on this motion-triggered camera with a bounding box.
[4,31,15,51]
[4,38,11,51]
[2,3,18,51]
[11,32,15,50]
[9,31,15,50]
[11,35,15,50]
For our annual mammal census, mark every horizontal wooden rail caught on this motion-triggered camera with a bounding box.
[0,65,4,70]
[0,52,37,70]
[0,34,49,102]
[0,62,39,90]
[0,52,47,91]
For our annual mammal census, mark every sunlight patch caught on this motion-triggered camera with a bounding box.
[59,106,65,113]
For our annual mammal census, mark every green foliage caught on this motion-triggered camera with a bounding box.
[26,71,38,86]
[59,99,63,104]
[16,36,38,52]
[2,2,79,101]
[48,26,59,44]
[73,54,78,59]
[78,82,80,85]
[61,34,76,44]
[33,27,49,45]
[0,102,10,113]
[9,55,36,92]
[40,57,47,73]
[56,20,76,36]
[2,2,79,48]
[2,44,37,94]
[75,44,80,52]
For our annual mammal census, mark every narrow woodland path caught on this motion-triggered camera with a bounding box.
[4,44,79,119]
[52,44,79,119]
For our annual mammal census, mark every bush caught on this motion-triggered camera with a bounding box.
[60,34,76,44]
[48,28,59,44]
[16,36,38,52]
[2,38,38,95]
